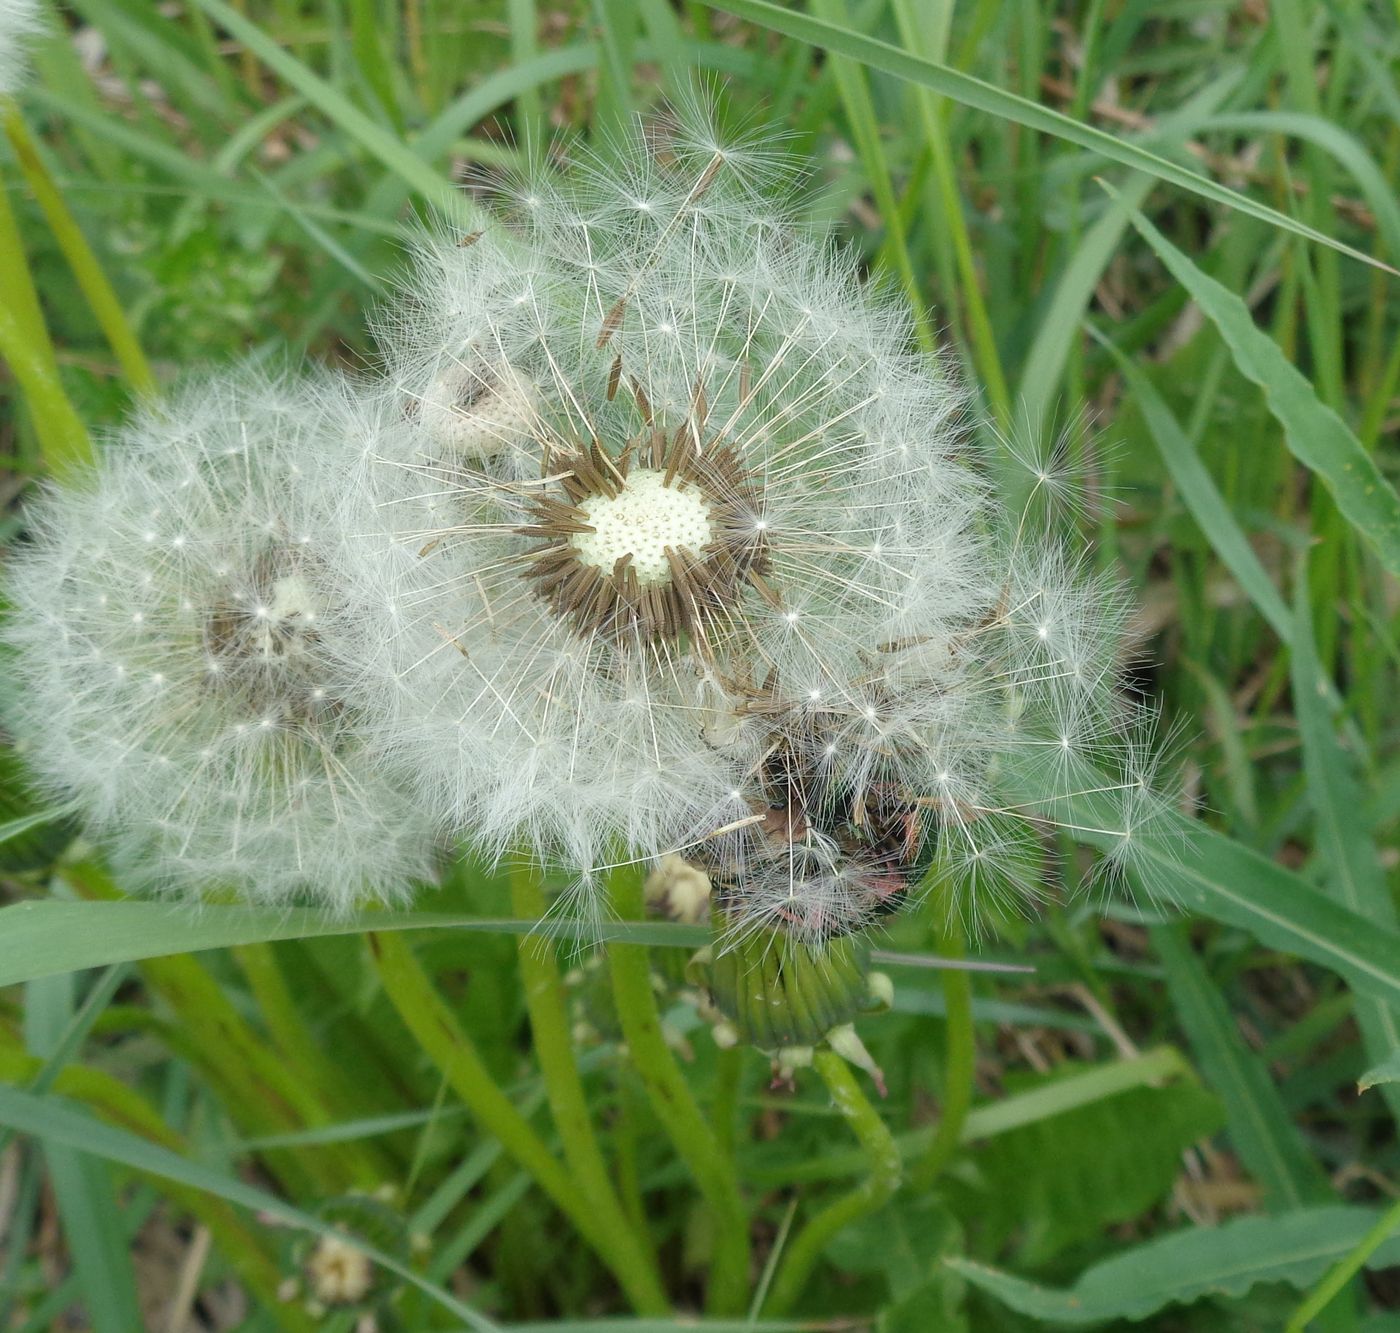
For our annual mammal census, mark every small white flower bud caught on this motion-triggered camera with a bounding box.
[416,357,541,459]
[306,1234,373,1305]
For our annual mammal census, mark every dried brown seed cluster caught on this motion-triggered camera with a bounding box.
[517,421,772,645]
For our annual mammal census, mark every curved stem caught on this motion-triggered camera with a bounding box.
[367,929,667,1315]
[606,863,750,1315]
[509,861,669,1313]
[0,157,92,478]
[4,105,157,398]
[912,920,975,1192]
[764,1048,903,1316]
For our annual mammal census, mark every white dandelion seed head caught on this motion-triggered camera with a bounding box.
[346,102,993,886]
[0,0,42,98]
[2,366,439,911]
[349,99,1168,924]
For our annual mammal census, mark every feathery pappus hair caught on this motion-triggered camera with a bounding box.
[0,0,41,97]
[2,367,440,911]
[348,99,1171,932]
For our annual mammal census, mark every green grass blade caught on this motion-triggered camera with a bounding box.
[1118,191,1400,579]
[0,899,712,986]
[1291,558,1400,1124]
[1015,174,1153,438]
[1092,325,1292,642]
[187,0,477,225]
[0,1083,501,1330]
[0,804,76,848]
[1151,923,1327,1209]
[695,0,1394,271]
[999,757,1400,1012]
[1199,110,1400,261]
[809,0,934,355]
[1015,73,1241,434]
[24,975,143,1333]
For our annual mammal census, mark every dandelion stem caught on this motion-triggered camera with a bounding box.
[911,918,975,1193]
[508,860,669,1314]
[606,861,751,1315]
[712,1043,743,1160]
[3,104,157,398]
[763,1047,903,1316]
[367,928,667,1314]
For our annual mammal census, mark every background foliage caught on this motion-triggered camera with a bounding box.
[2,0,1400,1328]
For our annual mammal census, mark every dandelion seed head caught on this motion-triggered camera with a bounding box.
[345,99,1168,919]
[3,367,439,910]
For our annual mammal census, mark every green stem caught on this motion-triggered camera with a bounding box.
[1286,1194,1400,1333]
[712,1043,742,1161]
[912,921,975,1192]
[606,862,750,1315]
[763,1048,903,1316]
[367,929,666,1314]
[231,942,389,1187]
[0,163,92,478]
[4,104,157,398]
[508,861,669,1313]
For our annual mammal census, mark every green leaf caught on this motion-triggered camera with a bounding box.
[1118,193,1400,579]
[0,805,74,850]
[1000,756,1400,1014]
[0,898,711,987]
[694,0,1392,271]
[1359,1052,1400,1094]
[1016,72,1240,434]
[950,1069,1223,1264]
[748,1048,1199,1188]
[1198,111,1400,262]
[950,1207,1400,1325]
[826,1196,968,1333]
[24,975,142,1333]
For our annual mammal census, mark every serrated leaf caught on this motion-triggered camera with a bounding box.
[1358,1052,1400,1094]
[951,1071,1223,1263]
[950,1207,1400,1325]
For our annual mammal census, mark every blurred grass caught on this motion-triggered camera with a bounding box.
[1,0,1399,1328]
